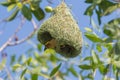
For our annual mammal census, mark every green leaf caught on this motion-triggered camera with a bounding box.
[85,32,102,42]
[104,43,113,51]
[21,5,32,21]
[30,2,39,11]
[96,44,102,52]
[10,55,16,65]
[85,0,93,3]
[113,61,120,68]
[50,63,62,77]
[102,5,117,16]
[79,74,84,80]
[31,74,38,80]
[30,66,41,74]
[50,54,58,62]
[0,64,4,71]
[99,0,115,12]
[24,57,32,66]
[6,8,19,21]
[44,48,56,54]
[18,55,22,62]
[115,70,119,80]
[84,27,92,32]
[103,21,120,38]
[91,50,100,64]
[69,66,78,77]
[83,56,92,61]
[108,18,120,24]
[7,3,16,12]
[93,0,102,4]
[27,57,32,65]
[31,7,45,21]
[91,18,100,31]
[16,2,23,9]
[113,64,117,74]
[103,37,113,43]
[0,58,6,70]
[13,64,22,70]
[10,0,17,2]
[84,5,94,16]
[21,68,27,79]
[86,73,93,79]
[0,2,14,7]
[103,77,115,80]
[95,8,101,25]
[79,64,93,70]
[114,40,120,55]
[34,52,40,59]
[99,64,109,75]
[37,43,42,51]
[103,25,115,37]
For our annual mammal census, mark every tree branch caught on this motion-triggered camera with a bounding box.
[0,18,38,53]
[0,17,25,52]
[8,19,38,46]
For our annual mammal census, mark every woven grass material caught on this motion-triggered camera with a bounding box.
[37,2,82,58]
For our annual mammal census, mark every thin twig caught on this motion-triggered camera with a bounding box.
[8,32,35,46]
[31,19,38,30]
[0,17,25,52]
[0,38,11,53]
[8,19,38,46]
[0,19,38,53]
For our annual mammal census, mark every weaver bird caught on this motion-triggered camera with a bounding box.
[44,39,56,50]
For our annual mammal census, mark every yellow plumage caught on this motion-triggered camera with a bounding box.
[45,39,56,50]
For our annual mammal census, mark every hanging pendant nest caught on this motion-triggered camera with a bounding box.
[37,2,82,58]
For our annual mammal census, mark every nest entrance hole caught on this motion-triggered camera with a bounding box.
[41,31,53,44]
[60,44,75,54]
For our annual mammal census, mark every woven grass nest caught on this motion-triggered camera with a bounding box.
[37,2,82,58]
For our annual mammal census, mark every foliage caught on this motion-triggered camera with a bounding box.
[0,0,120,80]
[0,0,45,21]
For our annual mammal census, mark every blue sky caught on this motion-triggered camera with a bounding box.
[0,0,118,80]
